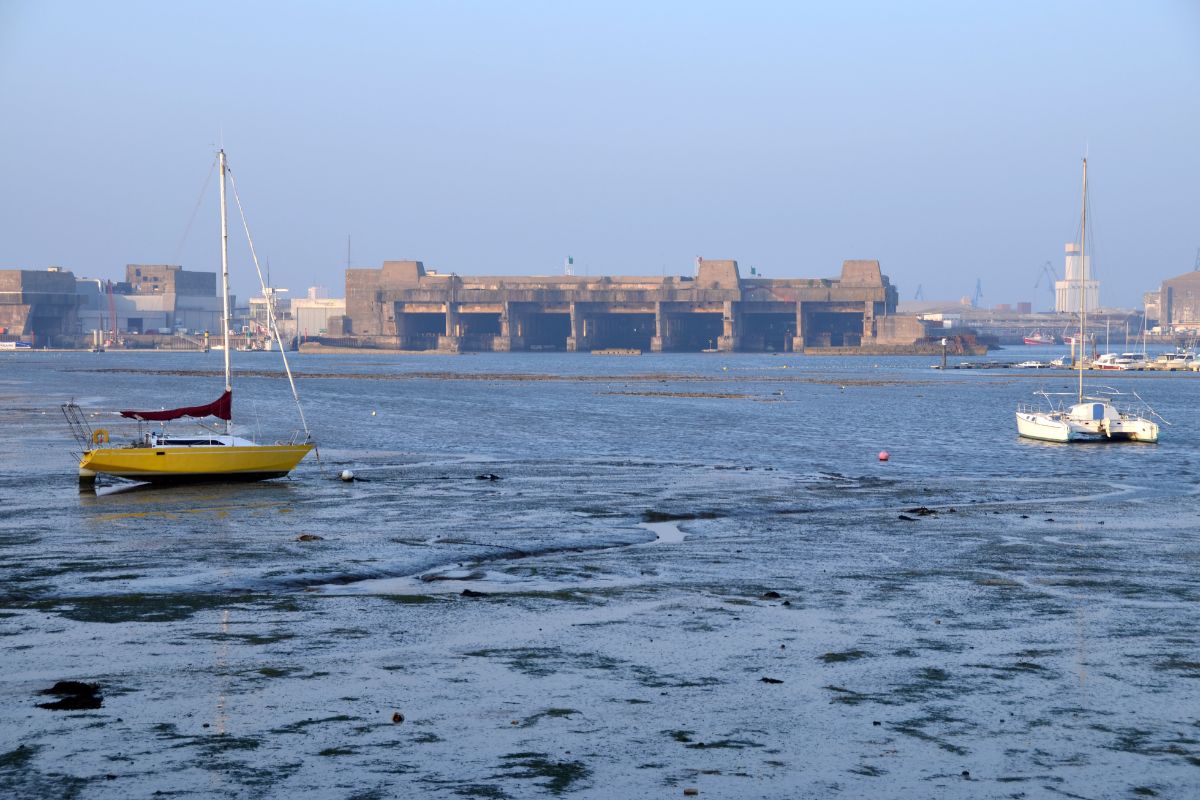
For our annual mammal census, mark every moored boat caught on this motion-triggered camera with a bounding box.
[1015,158,1162,444]
[1016,391,1159,443]
[1149,351,1194,371]
[63,150,315,487]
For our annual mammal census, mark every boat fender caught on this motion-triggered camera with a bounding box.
[91,429,109,446]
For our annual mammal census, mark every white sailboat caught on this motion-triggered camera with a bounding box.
[1014,159,1160,444]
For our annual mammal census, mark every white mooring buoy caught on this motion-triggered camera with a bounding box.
[340,469,355,482]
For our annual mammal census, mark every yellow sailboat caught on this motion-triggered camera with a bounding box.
[64,150,315,487]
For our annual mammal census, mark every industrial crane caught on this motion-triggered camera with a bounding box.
[971,279,983,308]
[913,284,924,300]
[1034,261,1057,310]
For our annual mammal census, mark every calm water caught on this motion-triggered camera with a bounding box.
[1,349,1198,798]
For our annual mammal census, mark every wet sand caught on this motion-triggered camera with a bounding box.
[2,352,1198,798]
[4,470,1198,798]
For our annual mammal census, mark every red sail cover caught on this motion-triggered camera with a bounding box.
[120,390,232,422]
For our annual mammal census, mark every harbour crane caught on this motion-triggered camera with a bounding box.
[971,279,983,308]
[913,284,924,300]
[1034,261,1058,310]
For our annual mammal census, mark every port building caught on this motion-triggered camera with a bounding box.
[1,265,226,346]
[0,267,79,342]
[76,265,225,336]
[339,258,930,352]
[1145,270,1200,332]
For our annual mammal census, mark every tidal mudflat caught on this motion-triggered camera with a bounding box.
[2,351,1198,798]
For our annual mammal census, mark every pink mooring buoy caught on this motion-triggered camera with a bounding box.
[878,450,890,462]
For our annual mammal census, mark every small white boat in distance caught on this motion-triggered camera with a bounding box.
[1094,352,1148,371]
[1013,360,1045,369]
[1151,351,1193,371]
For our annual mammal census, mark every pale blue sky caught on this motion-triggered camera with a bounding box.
[1,1,1197,307]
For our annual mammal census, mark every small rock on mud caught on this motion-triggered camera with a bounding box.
[904,506,937,516]
[37,681,103,711]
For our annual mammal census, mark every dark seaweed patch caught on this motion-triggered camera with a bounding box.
[1155,658,1200,676]
[850,764,886,776]
[494,752,590,794]
[453,786,510,799]
[318,746,356,756]
[516,708,579,728]
[685,739,763,750]
[819,649,869,663]
[381,594,441,605]
[197,735,261,755]
[642,510,722,522]
[890,723,969,756]
[256,666,296,678]
[0,745,36,770]
[269,715,356,735]
[28,593,277,623]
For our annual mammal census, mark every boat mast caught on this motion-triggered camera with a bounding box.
[218,149,233,434]
[1077,157,1088,404]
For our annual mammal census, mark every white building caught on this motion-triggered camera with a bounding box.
[293,297,345,338]
[1054,243,1100,313]
[248,286,344,340]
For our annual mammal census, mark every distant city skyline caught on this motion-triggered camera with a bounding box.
[2,1,1197,308]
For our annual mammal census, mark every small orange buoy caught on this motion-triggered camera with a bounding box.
[878,451,890,462]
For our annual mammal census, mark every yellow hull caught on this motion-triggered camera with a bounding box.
[79,443,314,484]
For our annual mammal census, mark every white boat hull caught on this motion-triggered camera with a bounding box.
[1015,411,1103,443]
[1103,416,1158,443]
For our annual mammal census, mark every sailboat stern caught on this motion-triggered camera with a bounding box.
[1104,417,1159,443]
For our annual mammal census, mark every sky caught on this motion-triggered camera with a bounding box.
[1,1,1198,309]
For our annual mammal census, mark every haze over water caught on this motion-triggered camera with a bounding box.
[2,350,1198,797]
[3,2,1199,305]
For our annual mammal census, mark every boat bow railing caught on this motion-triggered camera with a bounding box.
[61,401,93,453]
